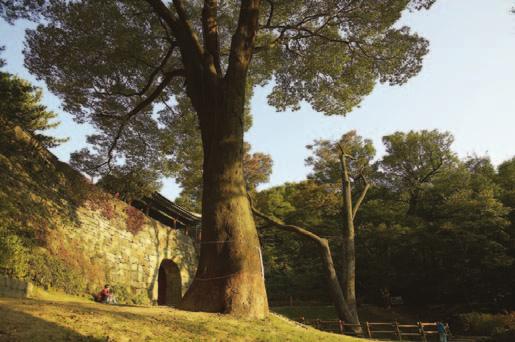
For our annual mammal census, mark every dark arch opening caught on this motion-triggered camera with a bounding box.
[157,259,182,306]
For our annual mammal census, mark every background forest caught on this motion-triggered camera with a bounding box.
[254,130,514,312]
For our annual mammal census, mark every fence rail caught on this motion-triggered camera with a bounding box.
[297,318,452,341]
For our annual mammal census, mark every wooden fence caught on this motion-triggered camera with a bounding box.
[297,318,452,341]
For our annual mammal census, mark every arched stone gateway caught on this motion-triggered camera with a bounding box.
[157,259,182,306]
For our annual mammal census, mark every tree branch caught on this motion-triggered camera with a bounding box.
[420,156,444,183]
[264,0,274,27]
[146,0,179,31]
[172,0,189,23]
[129,43,177,98]
[338,143,354,217]
[352,177,370,220]
[202,0,222,76]
[252,203,327,245]
[145,0,206,109]
[225,0,261,83]
[144,0,203,66]
[102,69,185,169]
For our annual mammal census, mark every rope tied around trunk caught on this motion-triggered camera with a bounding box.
[195,248,264,281]
[195,271,241,281]
[199,240,235,244]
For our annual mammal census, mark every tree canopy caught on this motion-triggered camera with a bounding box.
[0,70,64,147]
[0,0,46,24]
[24,0,435,178]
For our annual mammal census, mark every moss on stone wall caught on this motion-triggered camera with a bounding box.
[0,126,197,303]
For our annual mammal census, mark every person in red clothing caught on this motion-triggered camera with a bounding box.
[100,284,111,303]
[94,284,115,304]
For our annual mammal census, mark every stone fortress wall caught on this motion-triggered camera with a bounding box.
[67,203,198,304]
[0,126,198,304]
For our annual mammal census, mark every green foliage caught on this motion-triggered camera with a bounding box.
[109,285,130,304]
[357,145,512,305]
[0,234,29,278]
[244,143,274,192]
[0,231,98,295]
[256,181,341,303]
[379,130,457,215]
[257,129,514,309]
[0,0,46,24]
[28,248,89,295]
[24,0,435,118]
[257,131,376,303]
[262,1,433,115]
[454,312,511,336]
[497,157,515,193]
[0,126,105,296]
[306,130,376,185]
[96,168,162,202]
[0,46,5,67]
[0,71,65,147]
[489,328,515,342]
[109,285,149,305]
[0,125,91,247]
[22,0,433,211]
[497,157,515,225]
[131,291,150,305]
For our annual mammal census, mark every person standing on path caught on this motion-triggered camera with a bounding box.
[436,321,448,342]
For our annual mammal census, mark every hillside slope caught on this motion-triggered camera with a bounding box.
[0,297,361,342]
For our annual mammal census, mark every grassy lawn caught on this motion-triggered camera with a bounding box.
[0,296,366,341]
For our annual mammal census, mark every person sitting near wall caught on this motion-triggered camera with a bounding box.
[94,284,117,304]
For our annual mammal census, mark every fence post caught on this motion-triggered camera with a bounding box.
[394,321,402,341]
[338,320,344,334]
[365,322,372,338]
[417,322,427,342]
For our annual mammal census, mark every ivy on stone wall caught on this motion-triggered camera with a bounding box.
[125,206,145,236]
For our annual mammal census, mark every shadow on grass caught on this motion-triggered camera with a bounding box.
[32,300,212,336]
[0,305,103,342]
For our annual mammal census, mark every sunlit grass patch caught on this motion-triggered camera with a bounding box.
[0,296,364,341]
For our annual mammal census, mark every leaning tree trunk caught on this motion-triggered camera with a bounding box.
[179,88,268,318]
[250,204,359,326]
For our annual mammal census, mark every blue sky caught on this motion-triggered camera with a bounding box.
[1,0,515,199]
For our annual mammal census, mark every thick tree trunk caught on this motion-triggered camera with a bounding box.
[179,91,268,319]
[146,0,267,318]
